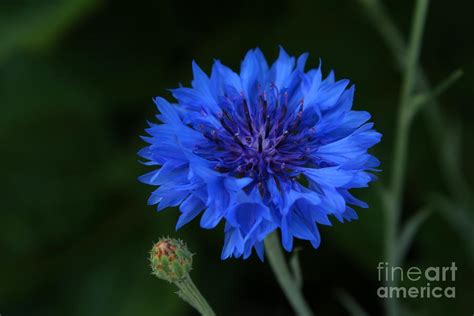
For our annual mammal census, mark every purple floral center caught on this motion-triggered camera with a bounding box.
[196,84,318,188]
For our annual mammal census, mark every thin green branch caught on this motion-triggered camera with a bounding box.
[265,232,314,316]
[410,69,463,118]
[431,194,474,263]
[336,289,370,316]
[385,1,430,316]
[355,0,470,202]
[390,0,429,212]
[395,208,431,266]
[355,0,406,66]
[353,2,468,316]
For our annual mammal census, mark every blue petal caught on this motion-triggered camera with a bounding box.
[254,240,265,261]
[341,206,359,222]
[269,46,295,90]
[176,194,206,229]
[280,217,293,252]
[301,64,322,106]
[200,205,222,229]
[227,202,268,233]
[138,161,187,186]
[211,60,243,95]
[191,61,220,112]
[303,167,353,187]
[312,209,332,226]
[154,97,181,124]
[221,227,244,259]
[296,52,309,72]
[240,48,268,104]
[316,79,350,111]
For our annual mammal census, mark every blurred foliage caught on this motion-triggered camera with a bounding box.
[0,0,101,62]
[1,0,473,315]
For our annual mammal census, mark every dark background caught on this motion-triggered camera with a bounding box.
[1,0,473,315]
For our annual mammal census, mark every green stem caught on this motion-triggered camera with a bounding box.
[391,0,429,209]
[264,231,314,316]
[355,0,406,66]
[176,275,216,316]
[355,0,470,203]
[385,1,430,316]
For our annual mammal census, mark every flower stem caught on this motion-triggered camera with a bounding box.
[265,231,314,316]
[355,0,470,203]
[391,0,429,212]
[385,1,430,316]
[176,275,216,316]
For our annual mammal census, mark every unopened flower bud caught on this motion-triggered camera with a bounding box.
[150,237,193,283]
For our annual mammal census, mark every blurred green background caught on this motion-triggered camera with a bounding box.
[1,0,473,315]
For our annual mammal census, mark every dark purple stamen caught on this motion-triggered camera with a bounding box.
[242,99,254,135]
[196,83,317,194]
[258,134,263,153]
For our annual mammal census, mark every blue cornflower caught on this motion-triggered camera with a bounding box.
[139,47,381,260]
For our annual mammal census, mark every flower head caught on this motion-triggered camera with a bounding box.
[150,238,193,282]
[139,47,381,260]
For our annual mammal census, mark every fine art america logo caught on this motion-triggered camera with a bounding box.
[377,262,457,299]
